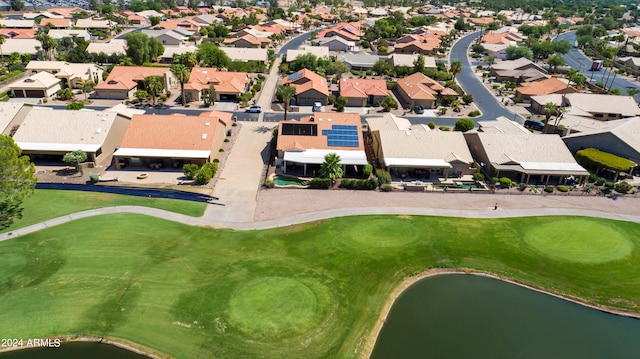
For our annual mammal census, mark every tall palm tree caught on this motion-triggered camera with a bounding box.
[75,78,93,101]
[0,35,5,58]
[174,52,197,70]
[319,153,343,181]
[276,84,296,121]
[543,102,558,134]
[171,64,190,106]
[36,32,57,60]
[449,61,462,80]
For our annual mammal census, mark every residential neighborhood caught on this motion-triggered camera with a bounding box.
[2,0,640,358]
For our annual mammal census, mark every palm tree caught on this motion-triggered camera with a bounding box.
[543,102,558,134]
[171,64,190,106]
[276,84,297,121]
[36,32,57,60]
[449,61,462,80]
[566,68,579,89]
[626,88,640,103]
[75,78,93,101]
[319,153,343,181]
[145,76,164,106]
[0,35,5,58]
[174,52,197,70]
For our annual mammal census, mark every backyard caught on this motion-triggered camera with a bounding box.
[1,212,640,358]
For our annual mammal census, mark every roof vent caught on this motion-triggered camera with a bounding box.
[205,122,210,126]
[101,117,106,121]
[202,133,207,139]
[95,128,101,134]
[405,130,411,136]
[327,118,332,121]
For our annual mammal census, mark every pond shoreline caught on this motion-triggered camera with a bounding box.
[0,336,168,358]
[359,268,640,359]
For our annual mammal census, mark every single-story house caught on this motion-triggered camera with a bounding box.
[336,52,379,70]
[396,72,458,109]
[491,57,548,83]
[464,131,589,184]
[530,93,640,122]
[388,53,437,69]
[367,113,475,179]
[25,61,102,88]
[86,39,128,56]
[0,38,40,55]
[94,66,175,100]
[47,29,91,41]
[286,46,330,63]
[276,112,367,176]
[339,78,388,107]
[142,29,187,46]
[113,111,231,169]
[9,71,61,98]
[0,28,37,39]
[159,45,199,63]
[281,68,329,106]
[563,117,640,166]
[40,18,72,29]
[393,39,440,55]
[12,108,128,165]
[223,34,271,48]
[477,116,532,135]
[75,18,113,30]
[184,67,249,102]
[0,19,35,28]
[219,46,268,63]
[515,77,578,101]
[314,36,356,52]
[0,102,32,136]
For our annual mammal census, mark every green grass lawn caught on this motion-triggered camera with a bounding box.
[1,190,206,233]
[1,215,640,358]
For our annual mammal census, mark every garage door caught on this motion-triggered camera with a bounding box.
[13,90,25,97]
[25,90,45,97]
[219,94,238,101]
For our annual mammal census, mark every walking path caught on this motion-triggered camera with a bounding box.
[255,57,283,120]
[2,191,640,241]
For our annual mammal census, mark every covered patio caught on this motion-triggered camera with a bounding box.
[281,149,368,177]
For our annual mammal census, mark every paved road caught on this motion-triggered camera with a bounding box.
[277,31,314,57]
[450,31,525,123]
[556,31,640,99]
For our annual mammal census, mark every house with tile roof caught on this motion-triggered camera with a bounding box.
[315,22,363,42]
[481,29,524,45]
[367,114,475,179]
[491,57,548,83]
[142,29,188,46]
[515,77,578,100]
[339,78,388,107]
[396,72,458,109]
[184,67,249,102]
[40,18,72,29]
[113,112,231,169]
[12,108,128,165]
[152,18,200,32]
[276,112,367,176]
[281,69,329,106]
[94,66,175,100]
[0,19,35,28]
[0,28,36,39]
[25,61,102,89]
[393,35,441,55]
[218,47,269,63]
[464,131,589,184]
[223,34,271,48]
[86,39,127,55]
[314,36,356,52]
[75,18,113,30]
[9,72,62,98]
[336,52,379,70]
[48,29,90,41]
[0,38,39,55]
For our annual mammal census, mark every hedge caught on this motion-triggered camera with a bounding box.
[339,178,378,190]
[576,148,636,172]
[557,185,569,192]
[309,178,332,189]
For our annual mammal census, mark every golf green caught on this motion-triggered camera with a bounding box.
[524,218,634,263]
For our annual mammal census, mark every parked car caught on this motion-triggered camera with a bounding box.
[246,105,262,113]
[414,105,425,114]
[524,119,544,131]
[312,102,322,112]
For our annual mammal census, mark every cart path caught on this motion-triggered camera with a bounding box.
[2,194,640,241]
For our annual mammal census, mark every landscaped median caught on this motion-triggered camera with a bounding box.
[1,214,640,358]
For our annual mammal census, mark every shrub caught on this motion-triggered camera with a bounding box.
[263,179,275,188]
[519,183,527,191]
[557,185,569,192]
[89,173,99,183]
[472,173,484,182]
[386,80,397,90]
[604,181,615,189]
[544,186,554,193]
[224,138,230,142]
[615,181,632,193]
[380,184,394,192]
[576,148,635,173]
[362,163,373,179]
[219,148,224,152]
[462,94,474,104]
[339,179,353,188]
[309,178,332,189]
[468,110,481,117]
[56,88,74,100]
[183,163,199,179]
[439,126,450,131]
[428,121,436,129]
[454,118,475,132]
[375,169,391,185]
[491,177,499,184]
[194,162,218,185]
[66,101,85,110]
[499,177,512,188]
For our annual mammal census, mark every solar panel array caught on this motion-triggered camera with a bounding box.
[322,125,359,147]
[287,72,303,81]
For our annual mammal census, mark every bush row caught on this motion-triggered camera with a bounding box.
[339,179,378,190]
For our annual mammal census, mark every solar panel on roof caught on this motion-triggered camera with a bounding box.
[287,72,303,81]
[324,124,359,147]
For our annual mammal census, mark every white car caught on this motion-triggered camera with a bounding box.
[246,105,262,113]
[312,102,322,112]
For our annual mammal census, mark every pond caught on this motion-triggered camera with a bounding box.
[371,274,640,359]
[0,342,149,359]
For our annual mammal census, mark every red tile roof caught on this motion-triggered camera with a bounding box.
[281,68,328,96]
[94,66,171,91]
[121,113,220,151]
[184,67,248,93]
[339,78,387,98]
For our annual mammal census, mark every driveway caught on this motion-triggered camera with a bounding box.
[556,31,640,100]
[450,31,525,123]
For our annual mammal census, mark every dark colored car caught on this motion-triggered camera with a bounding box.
[414,105,425,114]
[524,119,544,131]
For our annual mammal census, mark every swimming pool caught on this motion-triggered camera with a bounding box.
[434,181,486,190]
[273,175,307,187]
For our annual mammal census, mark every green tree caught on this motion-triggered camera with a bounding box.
[10,0,24,11]
[553,40,572,54]
[276,84,296,121]
[319,153,343,181]
[454,118,475,132]
[373,60,393,76]
[413,53,425,73]
[171,64,190,106]
[381,94,397,112]
[0,35,5,58]
[144,76,164,106]
[149,16,161,26]
[325,61,349,76]
[335,96,347,112]
[0,135,36,229]
[543,102,558,134]
[547,54,566,73]
[36,31,57,60]
[196,42,230,69]
[63,149,88,170]
[449,61,462,79]
[173,52,198,70]
[505,45,533,60]
[124,32,164,65]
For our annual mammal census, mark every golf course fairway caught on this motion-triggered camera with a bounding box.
[1,214,639,358]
